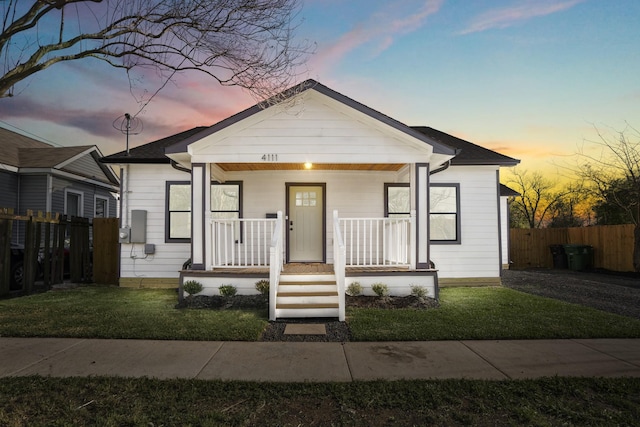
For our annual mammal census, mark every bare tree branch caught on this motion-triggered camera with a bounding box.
[0,0,311,99]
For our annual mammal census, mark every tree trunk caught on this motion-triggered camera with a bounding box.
[634,223,640,272]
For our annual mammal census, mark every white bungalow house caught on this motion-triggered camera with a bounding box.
[101,80,519,321]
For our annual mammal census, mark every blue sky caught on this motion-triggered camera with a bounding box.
[1,0,639,175]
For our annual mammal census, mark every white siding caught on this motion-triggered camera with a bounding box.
[430,166,501,279]
[120,164,191,280]
[119,165,402,279]
[189,93,435,165]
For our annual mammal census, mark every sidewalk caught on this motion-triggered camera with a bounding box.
[2,338,640,382]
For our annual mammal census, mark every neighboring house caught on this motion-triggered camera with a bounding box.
[101,80,519,320]
[0,126,119,243]
[499,184,520,269]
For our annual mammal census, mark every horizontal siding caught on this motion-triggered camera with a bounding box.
[191,96,432,164]
[430,166,500,279]
[0,170,18,210]
[120,165,191,279]
[51,176,117,219]
[63,153,111,183]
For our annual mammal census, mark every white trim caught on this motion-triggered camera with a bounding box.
[46,175,53,213]
[0,163,19,173]
[94,194,110,218]
[19,168,118,191]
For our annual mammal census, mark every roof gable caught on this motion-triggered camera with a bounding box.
[165,80,457,161]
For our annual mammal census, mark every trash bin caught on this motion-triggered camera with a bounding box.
[549,244,568,269]
[563,244,593,271]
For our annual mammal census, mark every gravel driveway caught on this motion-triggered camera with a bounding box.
[502,269,640,320]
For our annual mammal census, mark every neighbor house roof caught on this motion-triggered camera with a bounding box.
[0,126,119,185]
[411,127,520,166]
[500,184,520,197]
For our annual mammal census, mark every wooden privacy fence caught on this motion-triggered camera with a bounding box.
[510,224,635,272]
[0,208,119,297]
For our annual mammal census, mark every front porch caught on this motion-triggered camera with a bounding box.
[181,211,438,321]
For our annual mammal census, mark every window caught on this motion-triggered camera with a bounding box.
[65,190,83,217]
[211,181,242,241]
[384,183,410,218]
[95,196,109,218]
[166,181,191,242]
[165,181,243,243]
[430,184,460,243]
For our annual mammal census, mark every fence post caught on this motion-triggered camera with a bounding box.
[0,208,13,296]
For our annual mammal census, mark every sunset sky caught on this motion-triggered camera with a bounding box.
[1,0,638,177]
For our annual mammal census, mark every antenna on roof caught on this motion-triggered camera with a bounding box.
[113,113,143,156]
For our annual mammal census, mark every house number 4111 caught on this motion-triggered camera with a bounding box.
[261,154,278,161]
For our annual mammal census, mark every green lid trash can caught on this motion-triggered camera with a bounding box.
[563,244,593,271]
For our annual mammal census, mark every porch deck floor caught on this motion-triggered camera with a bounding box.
[203,263,413,275]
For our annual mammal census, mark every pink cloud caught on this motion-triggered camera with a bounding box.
[459,0,585,35]
[310,0,443,73]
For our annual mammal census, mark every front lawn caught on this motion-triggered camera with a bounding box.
[0,287,267,341]
[347,287,640,341]
[1,285,640,341]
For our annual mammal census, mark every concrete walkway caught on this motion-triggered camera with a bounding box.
[2,338,640,382]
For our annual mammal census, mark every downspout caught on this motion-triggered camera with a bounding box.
[429,159,451,176]
[171,160,191,174]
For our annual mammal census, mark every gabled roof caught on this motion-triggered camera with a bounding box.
[19,146,92,168]
[164,79,457,158]
[101,126,209,163]
[0,126,119,186]
[411,127,520,166]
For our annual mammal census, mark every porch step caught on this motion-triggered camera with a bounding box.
[276,273,339,319]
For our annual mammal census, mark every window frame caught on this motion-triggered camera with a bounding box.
[210,180,243,243]
[429,183,461,244]
[165,181,191,243]
[384,183,410,218]
[94,195,109,218]
[64,189,84,217]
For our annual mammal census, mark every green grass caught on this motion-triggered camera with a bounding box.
[1,376,639,426]
[0,287,267,341]
[2,285,640,342]
[348,287,640,341]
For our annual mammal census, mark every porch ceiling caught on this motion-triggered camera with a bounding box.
[217,163,405,172]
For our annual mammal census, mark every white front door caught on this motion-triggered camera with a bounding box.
[287,184,325,262]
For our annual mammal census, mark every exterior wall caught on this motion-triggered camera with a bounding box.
[430,165,501,281]
[120,164,403,281]
[119,164,192,283]
[51,176,117,218]
[0,170,18,210]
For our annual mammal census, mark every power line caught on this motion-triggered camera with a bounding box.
[0,119,64,147]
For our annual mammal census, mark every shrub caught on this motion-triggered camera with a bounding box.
[219,285,237,297]
[371,283,389,297]
[410,285,428,299]
[346,281,363,296]
[255,279,269,295]
[183,280,203,296]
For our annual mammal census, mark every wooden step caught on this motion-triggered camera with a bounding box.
[277,291,338,297]
[276,303,339,309]
[278,281,336,286]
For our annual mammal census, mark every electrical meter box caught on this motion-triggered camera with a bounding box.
[130,210,147,243]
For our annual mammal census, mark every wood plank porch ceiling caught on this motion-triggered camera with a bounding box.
[217,163,405,172]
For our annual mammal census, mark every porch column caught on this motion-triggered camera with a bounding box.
[191,163,208,270]
[413,163,430,269]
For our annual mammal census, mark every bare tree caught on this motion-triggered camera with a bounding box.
[506,168,575,229]
[0,0,310,100]
[573,124,640,271]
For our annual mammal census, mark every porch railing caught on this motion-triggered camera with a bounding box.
[339,213,414,267]
[269,212,283,321]
[211,217,278,267]
[332,210,346,321]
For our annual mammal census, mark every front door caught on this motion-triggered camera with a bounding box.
[287,184,325,262]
